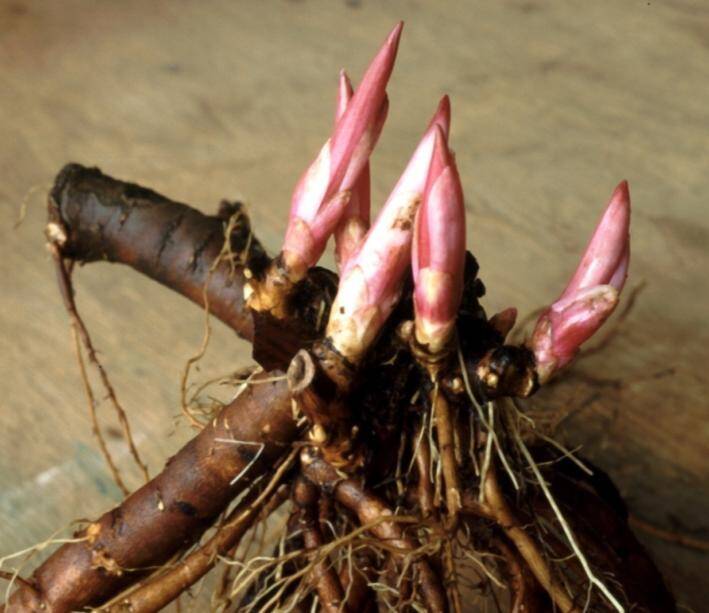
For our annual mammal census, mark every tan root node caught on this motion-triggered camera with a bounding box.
[287,348,361,470]
[45,220,68,248]
[90,550,123,577]
[244,254,296,318]
[474,346,538,399]
[397,319,454,379]
[312,339,357,393]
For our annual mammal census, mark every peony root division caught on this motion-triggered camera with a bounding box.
[3,22,676,613]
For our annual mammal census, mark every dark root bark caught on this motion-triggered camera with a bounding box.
[2,166,677,613]
[4,374,296,612]
[47,163,271,342]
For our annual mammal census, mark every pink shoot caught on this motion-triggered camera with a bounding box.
[529,182,631,382]
[560,180,631,299]
[281,23,402,279]
[333,71,371,270]
[412,126,466,354]
[326,97,451,363]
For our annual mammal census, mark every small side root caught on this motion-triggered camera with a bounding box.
[628,515,709,552]
[512,426,625,612]
[179,207,256,429]
[13,183,49,229]
[432,383,462,518]
[481,464,576,612]
[0,571,39,600]
[301,454,448,613]
[50,246,149,493]
[292,475,349,613]
[104,447,297,613]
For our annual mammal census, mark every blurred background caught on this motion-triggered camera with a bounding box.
[1,1,707,609]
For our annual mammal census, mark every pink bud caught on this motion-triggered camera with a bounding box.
[561,181,631,298]
[333,71,372,270]
[326,98,451,363]
[329,22,401,191]
[335,69,354,120]
[531,286,619,382]
[412,126,466,353]
[282,23,402,278]
[529,182,631,382]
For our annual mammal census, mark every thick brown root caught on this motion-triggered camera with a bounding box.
[104,468,293,612]
[47,163,268,342]
[3,374,297,613]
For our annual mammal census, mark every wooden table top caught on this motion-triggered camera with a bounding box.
[1,1,707,609]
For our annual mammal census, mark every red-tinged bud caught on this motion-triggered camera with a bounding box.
[412,126,466,354]
[529,182,631,382]
[335,69,353,119]
[326,99,451,363]
[282,23,402,279]
[333,71,371,270]
[328,22,402,189]
[561,181,631,298]
[339,94,451,283]
[489,307,518,339]
[531,286,619,382]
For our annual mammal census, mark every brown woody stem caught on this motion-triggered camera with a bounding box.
[47,163,268,342]
[4,375,297,613]
[105,467,293,612]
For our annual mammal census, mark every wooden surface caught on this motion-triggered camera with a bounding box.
[1,0,707,609]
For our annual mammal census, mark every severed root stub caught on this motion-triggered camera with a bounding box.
[3,21,677,613]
